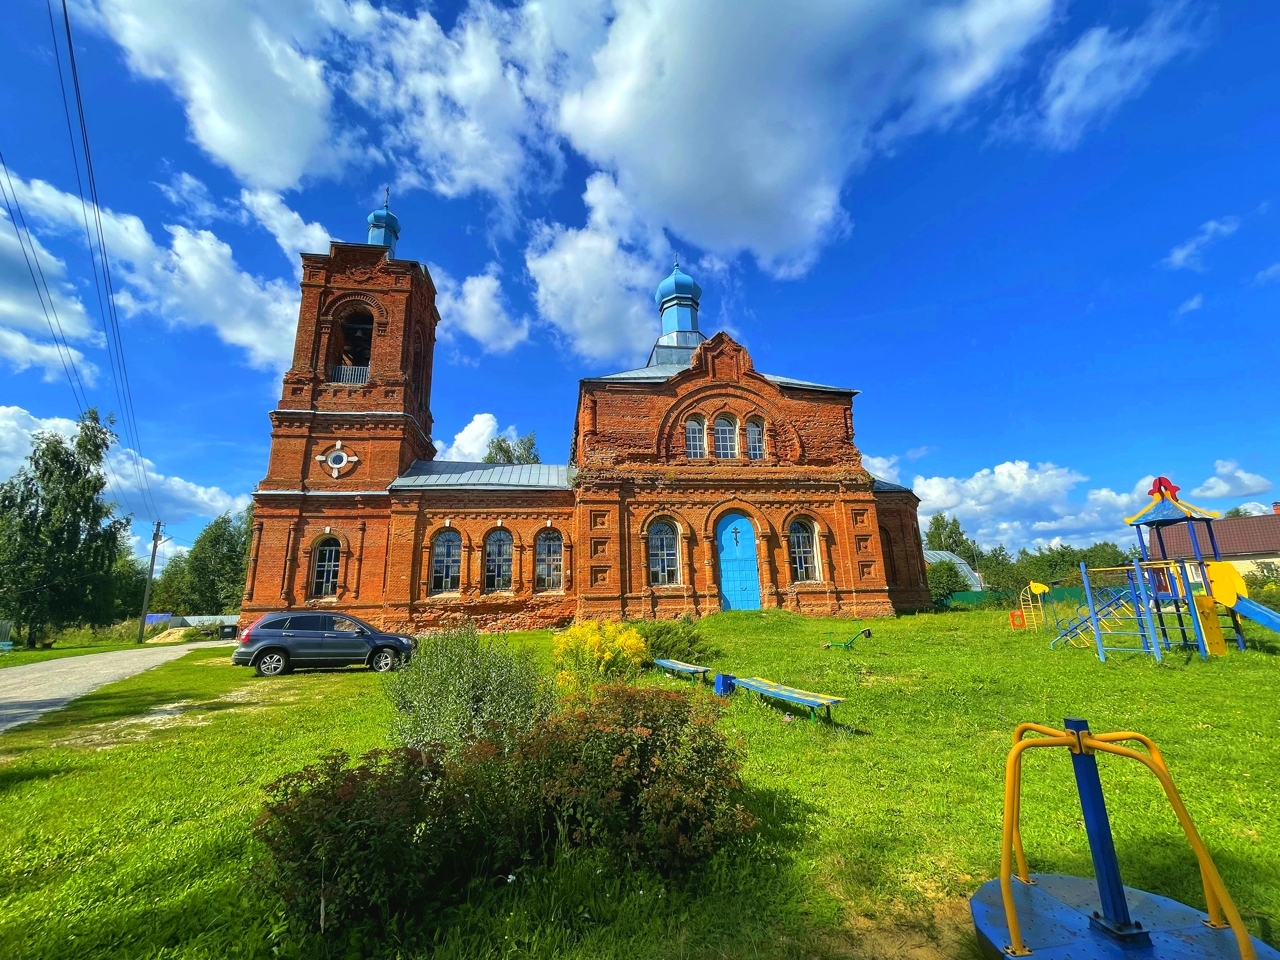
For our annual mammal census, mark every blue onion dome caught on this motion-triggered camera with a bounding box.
[367,205,400,236]
[654,261,701,306]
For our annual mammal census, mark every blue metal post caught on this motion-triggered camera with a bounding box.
[1133,559,1163,662]
[1180,560,1209,659]
[1063,718,1150,944]
[1080,562,1106,662]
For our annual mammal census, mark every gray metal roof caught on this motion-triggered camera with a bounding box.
[584,363,857,394]
[390,461,573,490]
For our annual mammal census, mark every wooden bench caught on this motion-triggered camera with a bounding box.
[824,627,871,650]
[734,676,843,722]
[653,658,711,682]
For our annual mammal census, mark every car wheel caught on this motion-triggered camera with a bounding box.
[255,650,289,677]
[370,647,397,673]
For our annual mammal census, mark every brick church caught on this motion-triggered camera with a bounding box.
[240,205,930,630]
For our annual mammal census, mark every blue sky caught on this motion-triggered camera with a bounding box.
[1,0,1277,563]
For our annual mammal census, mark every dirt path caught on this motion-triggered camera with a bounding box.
[0,642,232,734]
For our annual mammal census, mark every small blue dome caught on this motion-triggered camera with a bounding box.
[367,206,400,235]
[654,263,701,305]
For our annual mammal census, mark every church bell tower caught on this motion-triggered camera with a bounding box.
[258,200,439,495]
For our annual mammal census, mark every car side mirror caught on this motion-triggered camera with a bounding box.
[356,627,367,635]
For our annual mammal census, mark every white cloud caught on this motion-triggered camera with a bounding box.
[559,0,1055,277]
[0,405,248,525]
[1191,460,1272,499]
[82,0,352,190]
[431,263,529,354]
[525,172,666,362]
[341,1,567,208]
[1175,293,1202,315]
[912,459,1153,548]
[435,412,515,461]
[13,175,299,371]
[0,206,102,386]
[156,172,229,223]
[108,447,251,522]
[240,190,332,277]
[905,446,934,461]
[1234,502,1270,517]
[864,454,901,484]
[1034,3,1198,149]
[1162,217,1239,271]
[1254,261,1280,285]
[0,327,97,385]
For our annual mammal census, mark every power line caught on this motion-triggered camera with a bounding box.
[0,150,142,520]
[49,0,161,522]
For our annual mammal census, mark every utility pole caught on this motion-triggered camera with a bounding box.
[136,520,163,644]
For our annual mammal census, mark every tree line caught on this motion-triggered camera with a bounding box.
[923,512,1135,606]
[0,410,251,646]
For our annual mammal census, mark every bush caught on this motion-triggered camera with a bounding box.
[926,560,969,608]
[552,620,647,691]
[255,686,756,939]
[384,622,553,754]
[253,747,537,937]
[522,684,756,873]
[628,614,717,664]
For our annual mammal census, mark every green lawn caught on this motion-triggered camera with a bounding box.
[0,611,1276,959]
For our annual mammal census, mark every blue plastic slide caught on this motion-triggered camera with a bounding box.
[1232,596,1280,635]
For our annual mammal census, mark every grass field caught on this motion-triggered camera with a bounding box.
[0,621,176,669]
[0,610,1276,959]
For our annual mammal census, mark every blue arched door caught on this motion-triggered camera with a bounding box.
[716,512,761,611]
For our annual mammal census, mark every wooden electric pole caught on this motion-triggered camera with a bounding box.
[136,520,163,644]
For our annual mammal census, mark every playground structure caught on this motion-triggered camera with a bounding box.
[1011,582,1049,630]
[1049,478,1280,661]
[970,718,1277,960]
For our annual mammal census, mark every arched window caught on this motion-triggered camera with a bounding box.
[880,525,899,586]
[535,530,563,591]
[685,418,706,459]
[484,529,513,592]
[788,520,819,582]
[340,310,373,367]
[411,333,425,407]
[311,537,341,597]
[648,522,680,585]
[746,419,766,460]
[429,530,462,593]
[713,416,737,459]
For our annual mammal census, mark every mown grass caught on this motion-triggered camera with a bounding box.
[0,611,1276,959]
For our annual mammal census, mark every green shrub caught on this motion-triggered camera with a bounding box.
[384,622,553,753]
[629,614,718,664]
[521,684,756,873]
[253,746,538,938]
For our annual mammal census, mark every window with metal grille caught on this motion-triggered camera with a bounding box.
[788,520,818,582]
[713,416,737,459]
[535,530,563,591]
[484,530,513,591]
[312,537,341,597]
[649,522,680,585]
[746,419,765,460]
[685,418,706,458]
[430,530,462,593]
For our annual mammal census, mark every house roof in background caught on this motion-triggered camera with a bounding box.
[1148,513,1280,559]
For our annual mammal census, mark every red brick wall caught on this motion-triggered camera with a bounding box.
[242,262,932,630]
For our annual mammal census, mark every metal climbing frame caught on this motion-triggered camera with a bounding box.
[997,719,1257,960]
[1077,559,1216,661]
